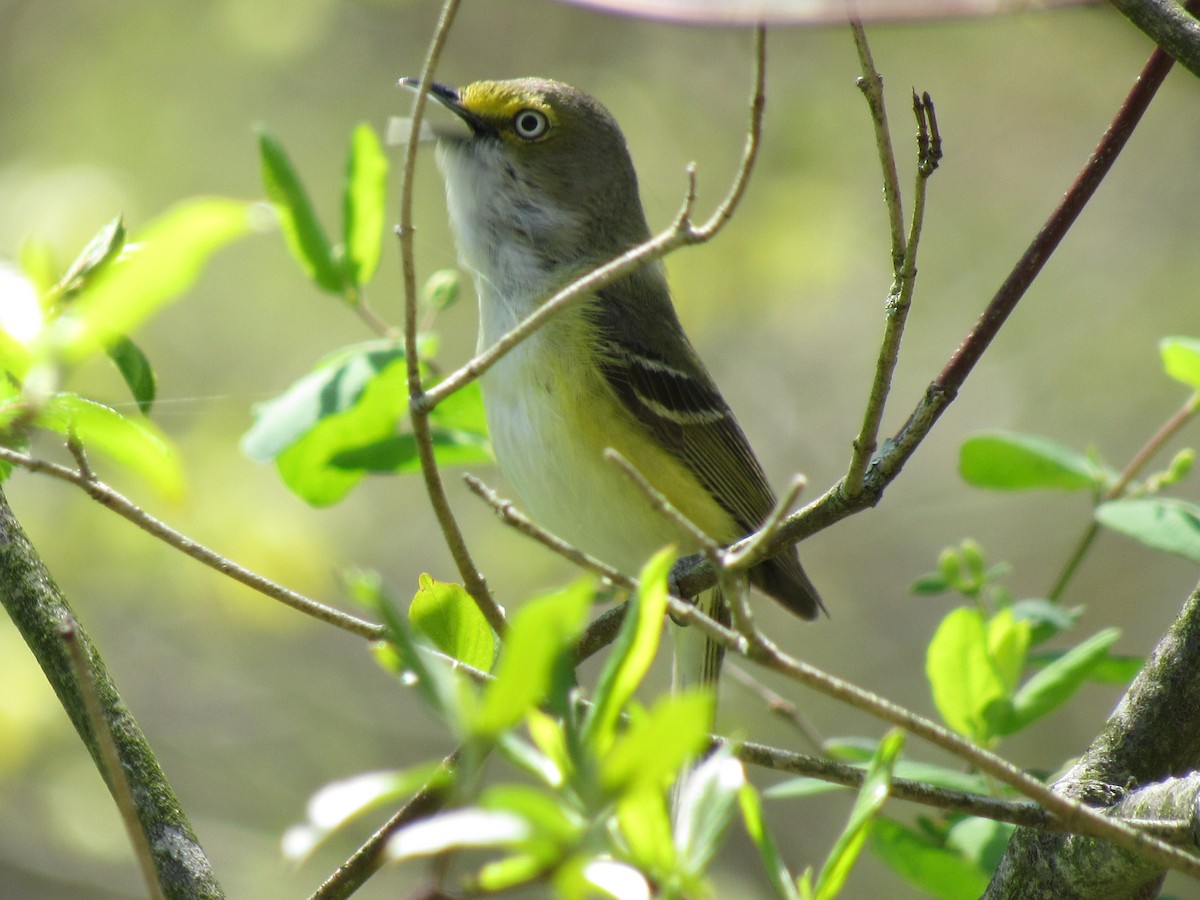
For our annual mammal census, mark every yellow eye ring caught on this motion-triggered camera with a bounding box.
[512,108,549,140]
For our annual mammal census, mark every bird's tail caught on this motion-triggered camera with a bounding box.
[670,586,728,703]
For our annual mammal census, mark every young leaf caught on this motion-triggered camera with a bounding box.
[1009,598,1080,645]
[1009,628,1120,732]
[959,431,1101,492]
[472,579,593,737]
[409,573,496,672]
[282,763,447,861]
[422,268,462,311]
[598,691,712,796]
[53,215,126,298]
[869,818,990,900]
[341,123,388,288]
[34,394,184,501]
[1095,497,1200,563]
[616,787,677,882]
[925,607,1007,744]
[388,808,530,860]
[1160,336,1200,390]
[242,341,407,462]
[105,335,156,414]
[54,198,255,360]
[583,547,673,754]
[259,128,344,294]
[738,782,801,900]
[674,747,744,879]
[812,728,904,900]
[985,607,1030,695]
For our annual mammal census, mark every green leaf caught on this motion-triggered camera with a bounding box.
[1160,336,1200,390]
[1009,628,1120,732]
[959,431,1102,492]
[35,394,184,501]
[674,747,744,879]
[1009,598,1080,645]
[242,341,407,461]
[328,428,490,474]
[765,758,990,803]
[925,607,1008,744]
[1096,497,1200,563]
[105,335,156,414]
[739,782,801,900]
[946,816,1014,874]
[599,691,712,795]
[472,579,593,737]
[54,215,126,298]
[617,788,677,881]
[409,573,495,672]
[54,198,255,361]
[422,268,461,311]
[910,573,950,596]
[986,607,1030,695]
[388,808,529,860]
[583,548,673,754]
[1028,649,1142,685]
[813,729,904,900]
[259,129,344,294]
[342,123,388,288]
[282,762,448,861]
[870,818,990,900]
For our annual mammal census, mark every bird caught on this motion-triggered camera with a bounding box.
[410,76,823,695]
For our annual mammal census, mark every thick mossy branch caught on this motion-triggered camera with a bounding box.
[0,488,223,900]
[985,583,1200,898]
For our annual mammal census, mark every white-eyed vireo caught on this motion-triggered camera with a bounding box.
[412,77,823,691]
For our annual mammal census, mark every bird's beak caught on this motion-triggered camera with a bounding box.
[398,77,482,134]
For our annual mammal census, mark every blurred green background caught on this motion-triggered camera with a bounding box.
[2,1,1199,897]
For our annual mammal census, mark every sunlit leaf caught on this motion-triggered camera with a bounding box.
[584,547,672,754]
[410,573,496,672]
[1009,628,1120,732]
[1160,336,1200,390]
[1028,649,1142,685]
[925,607,1007,744]
[54,215,126,298]
[259,129,344,294]
[54,198,256,360]
[1096,497,1200,563]
[985,607,1029,695]
[242,341,406,461]
[35,394,184,501]
[617,788,677,880]
[342,123,388,288]
[959,431,1102,492]
[282,763,447,861]
[674,747,744,879]
[813,729,903,900]
[599,691,712,795]
[473,580,593,737]
[739,782,800,900]
[387,808,529,860]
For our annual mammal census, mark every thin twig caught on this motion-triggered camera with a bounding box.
[413,25,769,415]
[671,19,1183,603]
[604,448,721,557]
[60,616,165,900]
[0,447,384,640]
[1049,392,1200,600]
[725,662,825,752]
[310,749,460,900]
[397,0,504,635]
[845,84,941,496]
[722,474,805,572]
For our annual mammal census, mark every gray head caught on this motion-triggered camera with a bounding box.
[413,78,654,275]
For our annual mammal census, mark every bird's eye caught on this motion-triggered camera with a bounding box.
[512,108,549,140]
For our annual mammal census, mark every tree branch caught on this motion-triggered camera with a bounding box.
[0,488,224,899]
[986,581,1200,897]
[0,447,383,640]
[1108,0,1200,81]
